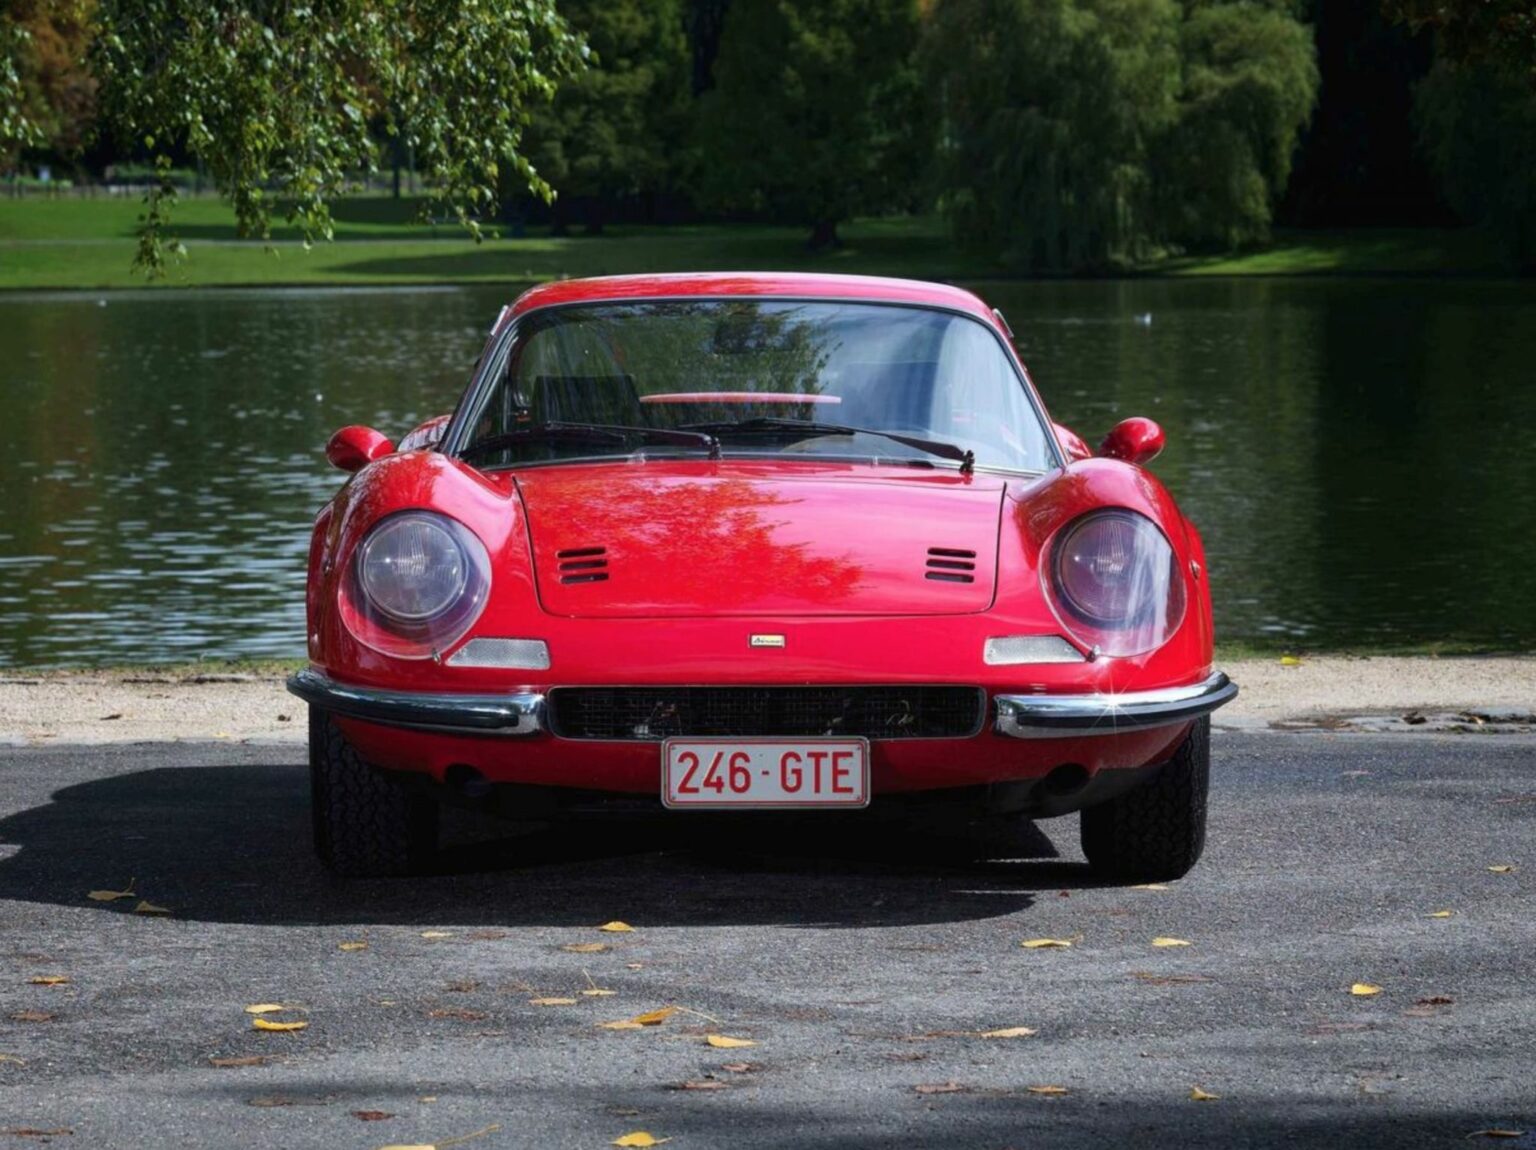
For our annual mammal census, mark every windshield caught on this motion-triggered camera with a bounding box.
[457,300,1055,473]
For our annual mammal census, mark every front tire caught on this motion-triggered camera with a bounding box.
[1080,717,1209,883]
[309,707,438,876]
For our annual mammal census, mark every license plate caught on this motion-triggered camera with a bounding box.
[662,739,870,809]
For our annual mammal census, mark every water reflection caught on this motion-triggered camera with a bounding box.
[1,279,1533,666]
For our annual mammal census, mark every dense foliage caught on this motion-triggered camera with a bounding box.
[2,0,1534,273]
[1379,0,1536,269]
[1,0,95,162]
[90,0,586,273]
[927,0,1317,270]
[521,0,691,233]
[694,0,931,248]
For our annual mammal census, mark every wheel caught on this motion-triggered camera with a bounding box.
[309,707,438,876]
[1080,717,1209,883]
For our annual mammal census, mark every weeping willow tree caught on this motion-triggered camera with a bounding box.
[89,0,588,275]
[926,0,1317,270]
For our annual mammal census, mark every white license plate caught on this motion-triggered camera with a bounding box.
[662,739,870,809]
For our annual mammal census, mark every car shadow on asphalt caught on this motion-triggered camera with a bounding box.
[0,762,1124,928]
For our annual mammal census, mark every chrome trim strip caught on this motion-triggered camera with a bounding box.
[286,668,545,736]
[993,671,1237,739]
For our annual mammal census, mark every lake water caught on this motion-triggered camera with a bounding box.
[2,279,1533,667]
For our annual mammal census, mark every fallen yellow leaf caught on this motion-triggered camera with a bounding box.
[705,1035,755,1048]
[630,1006,679,1026]
[562,942,609,954]
[243,1004,291,1014]
[419,930,453,939]
[339,941,369,951]
[1279,655,1303,666]
[252,1018,308,1032]
[529,997,578,1006]
[581,989,617,997]
[1152,937,1191,948]
[0,1054,25,1066]
[1021,939,1073,949]
[1189,1086,1220,1101]
[612,1134,669,1148]
[1027,1085,1069,1095]
[28,976,68,986]
[87,879,136,902]
[598,1020,646,1030]
[598,921,635,933]
[1487,865,1516,874]
[1426,910,1454,918]
[977,1026,1037,1039]
[1350,983,1383,997]
[134,900,171,916]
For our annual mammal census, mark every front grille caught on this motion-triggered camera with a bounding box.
[548,686,986,741]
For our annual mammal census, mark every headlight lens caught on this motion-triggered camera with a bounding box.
[1046,510,1185,657]
[360,514,468,622]
[342,512,490,658]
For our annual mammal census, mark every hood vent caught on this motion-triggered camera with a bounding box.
[557,546,608,584]
[926,547,976,584]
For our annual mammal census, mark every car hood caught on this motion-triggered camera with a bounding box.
[514,467,1004,617]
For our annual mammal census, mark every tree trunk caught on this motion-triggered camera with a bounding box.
[807,219,841,250]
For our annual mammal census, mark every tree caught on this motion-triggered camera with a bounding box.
[1153,1,1319,250]
[1383,0,1535,80]
[927,0,1317,270]
[927,0,1183,271]
[694,0,931,249]
[1414,62,1536,269]
[1383,0,1536,269]
[521,0,691,233]
[89,0,587,274]
[1,0,97,168]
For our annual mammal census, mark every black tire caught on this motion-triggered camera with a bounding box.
[1080,717,1209,883]
[309,707,438,877]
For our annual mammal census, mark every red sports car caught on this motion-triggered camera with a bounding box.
[288,273,1235,879]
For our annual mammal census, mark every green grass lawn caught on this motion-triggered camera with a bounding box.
[0,194,1513,290]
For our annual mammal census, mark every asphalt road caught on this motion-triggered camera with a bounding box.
[0,731,1532,1149]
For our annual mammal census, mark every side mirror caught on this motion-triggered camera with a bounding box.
[1098,417,1165,466]
[326,425,395,473]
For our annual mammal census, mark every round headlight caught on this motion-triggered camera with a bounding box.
[342,512,491,659]
[1046,510,1185,657]
[360,514,468,622]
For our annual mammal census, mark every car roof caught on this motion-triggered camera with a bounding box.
[506,272,996,325]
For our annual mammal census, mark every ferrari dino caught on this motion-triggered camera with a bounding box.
[288,272,1235,879]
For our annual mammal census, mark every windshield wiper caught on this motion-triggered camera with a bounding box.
[680,416,974,474]
[460,421,720,462]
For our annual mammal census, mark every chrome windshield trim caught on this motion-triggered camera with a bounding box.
[287,668,544,736]
[993,671,1237,739]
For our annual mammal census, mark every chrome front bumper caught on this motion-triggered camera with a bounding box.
[287,668,545,736]
[993,671,1237,738]
[290,667,1235,742]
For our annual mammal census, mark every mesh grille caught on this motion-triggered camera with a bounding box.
[548,686,985,741]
